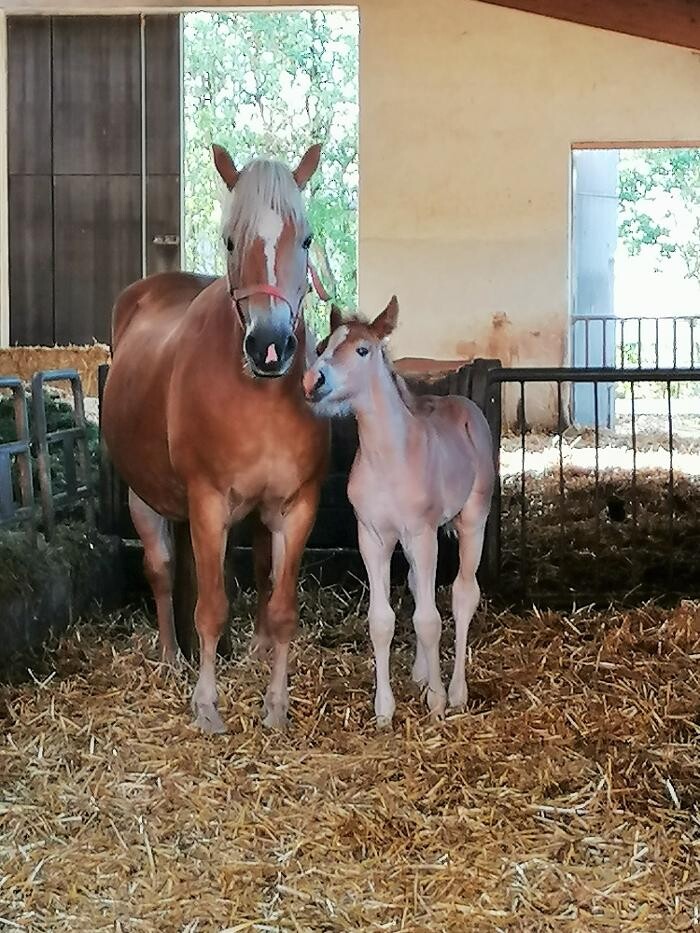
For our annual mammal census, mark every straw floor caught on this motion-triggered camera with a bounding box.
[2,591,700,931]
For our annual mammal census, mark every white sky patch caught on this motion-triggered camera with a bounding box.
[258,207,284,283]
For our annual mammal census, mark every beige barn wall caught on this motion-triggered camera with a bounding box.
[359,0,700,372]
[2,0,700,416]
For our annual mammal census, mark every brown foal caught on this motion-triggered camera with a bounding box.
[304,299,494,726]
[102,144,329,732]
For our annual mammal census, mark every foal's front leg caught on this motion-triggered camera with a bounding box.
[404,530,447,719]
[358,522,398,728]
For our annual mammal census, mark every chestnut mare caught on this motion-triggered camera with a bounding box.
[102,144,329,732]
[304,299,494,727]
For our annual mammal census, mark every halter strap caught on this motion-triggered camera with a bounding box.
[230,259,332,330]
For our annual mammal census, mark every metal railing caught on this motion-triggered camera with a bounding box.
[0,370,94,536]
[0,376,35,532]
[571,314,700,370]
[479,365,700,605]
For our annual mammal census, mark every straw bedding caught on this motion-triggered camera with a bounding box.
[2,589,699,931]
[497,428,700,602]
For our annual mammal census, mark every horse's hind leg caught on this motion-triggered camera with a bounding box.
[250,513,273,660]
[128,489,177,663]
[449,491,489,709]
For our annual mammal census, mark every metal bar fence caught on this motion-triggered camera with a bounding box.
[571,314,700,371]
[0,376,36,534]
[480,366,700,605]
[0,370,95,536]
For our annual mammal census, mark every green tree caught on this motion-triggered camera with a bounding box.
[618,148,700,287]
[182,11,358,335]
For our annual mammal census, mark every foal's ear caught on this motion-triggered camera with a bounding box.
[371,296,399,340]
[330,303,344,333]
[293,144,322,190]
[212,144,239,190]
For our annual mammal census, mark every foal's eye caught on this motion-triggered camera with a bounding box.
[226,237,234,253]
[302,234,313,250]
[356,346,369,357]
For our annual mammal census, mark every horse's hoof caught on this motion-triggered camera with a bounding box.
[249,636,273,662]
[448,680,469,710]
[375,715,394,731]
[262,708,288,730]
[193,704,227,734]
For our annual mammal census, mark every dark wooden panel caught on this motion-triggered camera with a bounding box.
[145,174,181,274]
[8,175,54,345]
[479,0,700,52]
[52,16,141,176]
[53,175,142,344]
[7,17,52,176]
[145,15,181,176]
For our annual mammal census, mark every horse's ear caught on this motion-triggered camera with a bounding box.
[330,303,344,333]
[371,296,399,339]
[293,144,322,190]
[212,143,239,190]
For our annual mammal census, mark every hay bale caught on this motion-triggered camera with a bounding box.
[0,344,110,397]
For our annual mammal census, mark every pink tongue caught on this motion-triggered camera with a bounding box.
[265,343,278,365]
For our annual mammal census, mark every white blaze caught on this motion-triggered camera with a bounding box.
[258,207,284,284]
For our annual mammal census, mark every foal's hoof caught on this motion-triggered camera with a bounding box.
[193,704,227,734]
[426,686,447,721]
[375,715,394,731]
[262,707,288,730]
[448,680,469,710]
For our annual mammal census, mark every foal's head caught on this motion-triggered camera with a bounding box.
[213,143,321,378]
[303,297,400,415]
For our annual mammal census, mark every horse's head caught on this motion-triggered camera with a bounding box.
[303,297,400,415]
[213,143,321,378]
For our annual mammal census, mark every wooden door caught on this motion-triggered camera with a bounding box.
[7,14,181,347]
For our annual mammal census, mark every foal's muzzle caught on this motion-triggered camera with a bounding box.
[303,368,327,401]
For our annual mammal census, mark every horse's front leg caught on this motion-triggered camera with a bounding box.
[188,487,230,733]
[261,482,320,729]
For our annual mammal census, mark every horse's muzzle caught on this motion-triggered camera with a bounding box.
[244,329,297,377]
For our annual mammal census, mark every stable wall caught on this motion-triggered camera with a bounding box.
[358,0,700,371]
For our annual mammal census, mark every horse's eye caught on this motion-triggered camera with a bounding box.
[356,346,369,357]
[226,237,234,253]
[302,234,313,250]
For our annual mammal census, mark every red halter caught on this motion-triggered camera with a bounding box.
[231,259,331,331]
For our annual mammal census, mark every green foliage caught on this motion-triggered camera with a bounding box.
[182,11,358,335]
[618,148,700,286]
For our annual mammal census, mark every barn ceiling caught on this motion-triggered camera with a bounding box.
[477,0,700,52]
